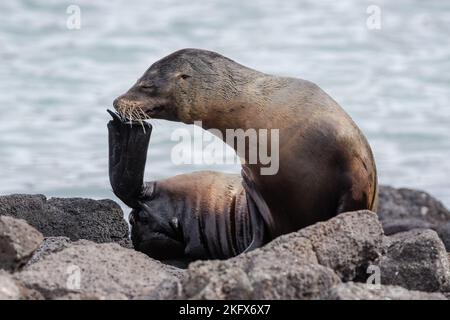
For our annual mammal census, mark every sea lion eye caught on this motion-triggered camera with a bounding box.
[169,217,179,231]
[139,215,150,225]
[180,74,191,80]
[139,81,155,90]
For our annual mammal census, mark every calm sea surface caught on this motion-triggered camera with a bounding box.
[1,0,449,210]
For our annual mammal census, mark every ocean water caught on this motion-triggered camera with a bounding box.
[0,0,449,210]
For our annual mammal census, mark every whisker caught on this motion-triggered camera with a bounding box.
[139,119,146,134]
[131,109,145,133]
[116,105,153,133]
[128,108,133,127]
[133,110,141,123]
[138,108,147,121]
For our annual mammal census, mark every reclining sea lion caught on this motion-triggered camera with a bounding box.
[108,110,266,261]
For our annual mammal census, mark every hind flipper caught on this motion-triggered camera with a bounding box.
[107,109,152,208]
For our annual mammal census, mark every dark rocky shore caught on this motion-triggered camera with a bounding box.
[1,186,449,300]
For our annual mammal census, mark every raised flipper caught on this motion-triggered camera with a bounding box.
[107,110,152,209]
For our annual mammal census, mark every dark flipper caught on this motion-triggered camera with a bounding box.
[107,110,152,209]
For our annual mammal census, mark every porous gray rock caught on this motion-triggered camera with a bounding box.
[379,229,450,292]
[378,186,450,251]
[180,211,383,299]
[381,218,433,236]
[25,237,96,267]
[26,237,75,266]
[435,222,450,251]
[0,216,44,271]
[0,194,129,245]
[0,270,43,300]
[15,242,184,300]
[4,189,450,300]
[182,260,339,300]
[379,186,450,235]
[180,235,331,299]
[378,186,450,224]
[323,282,447,300]
[0,271,22,299]
[54,292,129,300]
[297,210,384,280]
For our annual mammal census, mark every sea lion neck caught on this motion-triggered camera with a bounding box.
[199,73,274,132]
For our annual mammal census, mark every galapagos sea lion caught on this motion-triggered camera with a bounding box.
[113,48,378,239]
[107,111,266,261]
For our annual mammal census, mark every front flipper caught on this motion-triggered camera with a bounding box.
[107,110,152,209]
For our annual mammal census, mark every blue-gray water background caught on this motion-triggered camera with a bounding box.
[1,0,449,211]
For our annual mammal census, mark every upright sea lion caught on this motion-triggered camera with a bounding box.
[108,111,266,261]
[113,48,378,239]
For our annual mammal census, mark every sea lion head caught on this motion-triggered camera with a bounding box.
[129,180,186,260]
[130,171,240,260]
[113,48,254,125]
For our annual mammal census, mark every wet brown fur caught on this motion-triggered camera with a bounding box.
[114,48,378,237]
